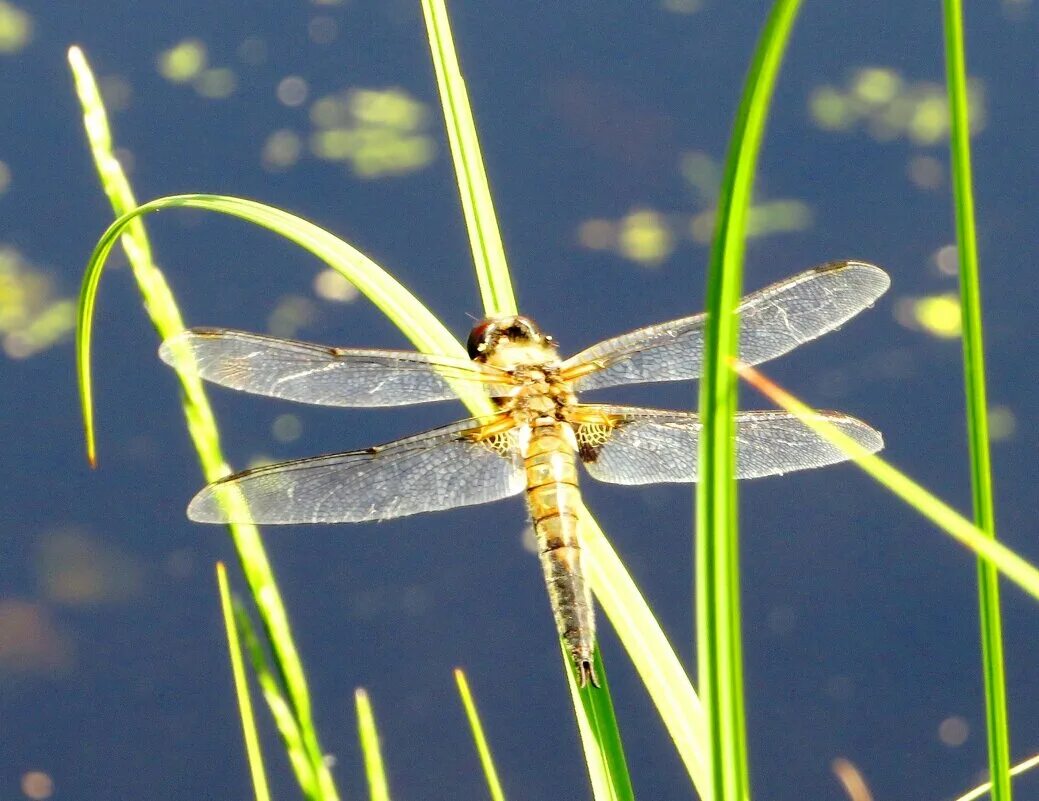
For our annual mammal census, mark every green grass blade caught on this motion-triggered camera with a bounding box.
[940,4,1011,800]
[69,50,338,801]
[355,689,392,801]
[233,597,321,799]
[567,647,634,801]
[734,361,1039,603]
[580,513,708,794]
[954,752,1039,801]
[216,563,272,801]
[453,669,507,801]
[696,3,803,801]
[420,0,517,317]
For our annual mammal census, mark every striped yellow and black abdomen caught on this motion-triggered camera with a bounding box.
[524,420,597,687]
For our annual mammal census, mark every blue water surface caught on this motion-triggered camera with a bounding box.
[2,2,1038,800]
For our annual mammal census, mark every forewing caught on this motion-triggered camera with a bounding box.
[562,261,889,391]
[575,404,883,484]
[160,328,511,407]
[188,417,526,524]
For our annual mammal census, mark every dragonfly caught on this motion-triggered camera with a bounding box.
[160,259,889,688]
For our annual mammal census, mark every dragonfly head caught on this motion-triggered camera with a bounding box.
[467,315,556,362]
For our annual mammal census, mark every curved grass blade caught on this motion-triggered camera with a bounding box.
[453,669,507,801]
[355,689,392,801]
[696,3,803,801]
[941,3,1010,799]
[420,0,517,317]
[216,563,271,801]
[69,49,338,801]
[733,360,1039,603]
[76,192,498,464]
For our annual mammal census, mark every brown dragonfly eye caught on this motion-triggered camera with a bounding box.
[466,320,497,360]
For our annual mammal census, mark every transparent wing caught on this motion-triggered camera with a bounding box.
[574,404,883,484]
[159,328,512,407]
[188,417,526,524]
[562,261,889,392]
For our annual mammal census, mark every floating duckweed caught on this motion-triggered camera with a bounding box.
[808,87,854,131]
[157,38,208,83]
[987,406,1016,442]
[0,0,32,54]
[679,150,720,200]
[236,36,267,66]
[271,414,303,444]
[262,129,303,171]
[194,67,237,99]
[661,0,704,12]
[276,76,309,107]
[907,154,944,190]
[267,295,317,338]
[36,527,144,605]
[313,268,359,302]
[307,87,436,178]
[0,246,75,358]
[932,243,959,276]
[810,68,986,144]
[852,67,903,105]
[576,219,616,251]
[896,293,962,338]
[98,74,133,112]
[617,209,674,266]
[0,160,10,194]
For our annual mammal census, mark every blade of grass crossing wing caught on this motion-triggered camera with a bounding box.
[355,689,392,801]
[733,361,1039,603]
[941,4,1011,800]
[420,0,517,317]
[233,597,320,799]
[453,670,507,801]
[216,563,271,801]
[697,4,802,801]
[69,50,338,801]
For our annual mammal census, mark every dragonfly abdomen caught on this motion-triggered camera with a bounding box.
[524,421,598,687]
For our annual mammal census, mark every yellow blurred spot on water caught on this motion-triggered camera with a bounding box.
[0,0,32,54]
[809,68,986,145]
[272,413,303,443]
[36,528,144,605]
[852,67,902,105]
[21,770,54,800]
[617,209,673,266]
[308,87,435,178]
[938,715,969,747]
[157,39,208,83]
[679,150,720,199]
[0,160,10,194]
[313,268,359,302]
[268,295,317,338]
[896,293,962,338]
[809,87,854,131]
[0,246,75,358]
[0,600,70,674]
[277,76,309,107]
[194,67,237,99]
[746,200,812,238]
[262,129,303,172]
[988,405,1016,442]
